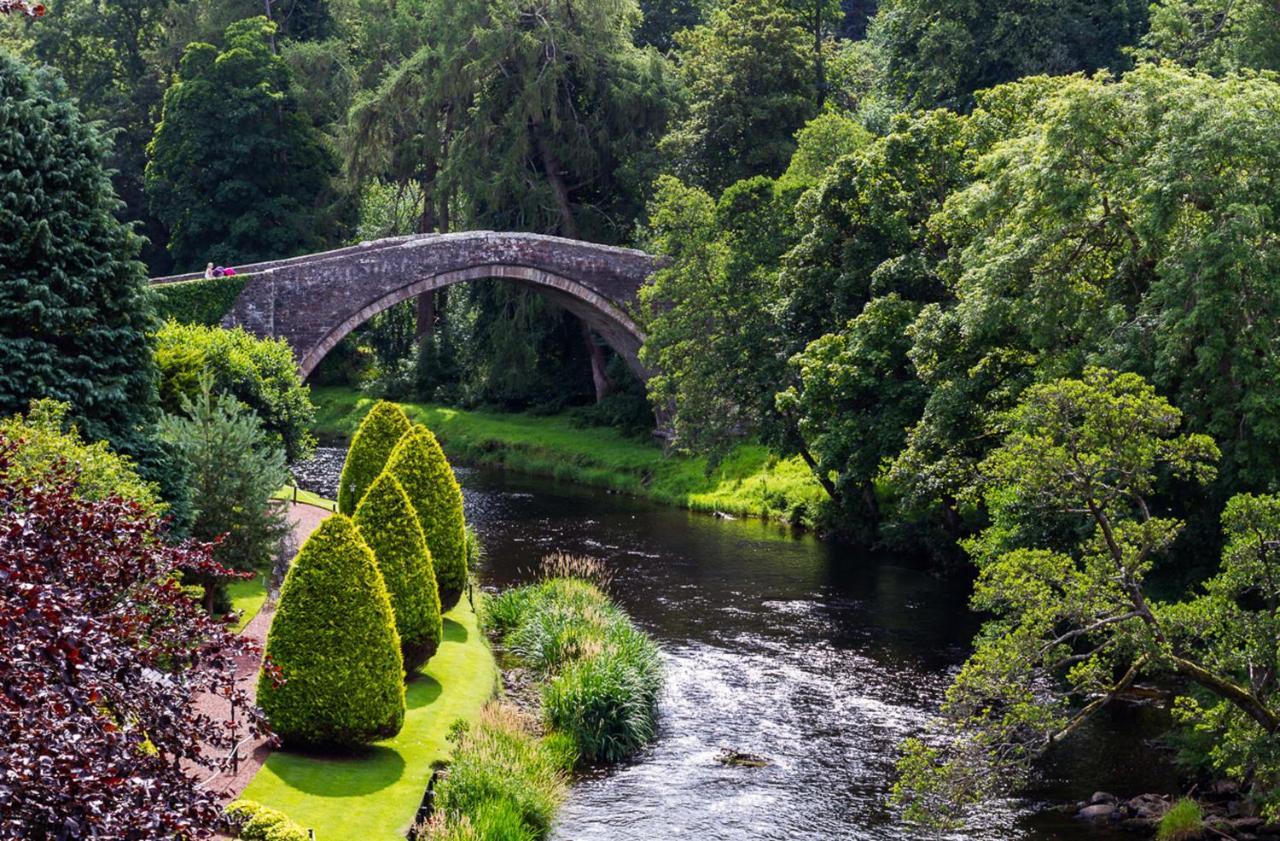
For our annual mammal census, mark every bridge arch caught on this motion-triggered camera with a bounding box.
[151,232,657,383]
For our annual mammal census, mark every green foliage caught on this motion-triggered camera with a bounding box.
[636,0,708,50]
[778,295,925,521]
[0,400,160,511]
[867,0,1146,110]
[418,703,571,841]
[226,800,310,841]
[258,514,405,748]
[145,16,342,270]
[338,400,412,515]
[0,49,158,450]
[780,110,872,187]
[890,369,1280,827]
[149,275,248,326]
[639,175,796,460]
[661,0,818,193]
[158,375,289,608]
[488,577,663,763]
[154,321,316,463]
[385,425,468,611]
[1140,0,1280,73]
[1156,799,1204,841]
[354,472,444,673]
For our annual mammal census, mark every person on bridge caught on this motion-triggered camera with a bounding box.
[204,262,215,279]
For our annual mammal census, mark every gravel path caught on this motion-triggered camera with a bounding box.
[194,501,333,803]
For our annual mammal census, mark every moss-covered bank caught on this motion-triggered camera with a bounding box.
[311,387,827,527]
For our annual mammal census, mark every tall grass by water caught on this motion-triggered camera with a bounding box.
[483,559,663,764]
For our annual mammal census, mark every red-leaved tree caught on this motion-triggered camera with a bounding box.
[0,439,267,839]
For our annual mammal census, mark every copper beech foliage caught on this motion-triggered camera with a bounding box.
[0,439,269,839]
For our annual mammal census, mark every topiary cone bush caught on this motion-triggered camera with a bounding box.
[354,472,444,673]
[258,515,405,748]
[338,400,412,515]
[386,425,468,611]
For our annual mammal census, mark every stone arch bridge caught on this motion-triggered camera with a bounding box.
[150,232,658,381]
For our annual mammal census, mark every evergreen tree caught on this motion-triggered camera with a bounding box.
[158,375,290,612]
[354,472,443,672]
[338,400,412,515]
[385,426,468,611]
[145,16,343,269]
[0,50,158,449]
[660,0,818,194]
[259,515,405,748]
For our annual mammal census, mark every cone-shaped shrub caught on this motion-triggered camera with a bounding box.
[258,515,405,747]
[385,425,468,611]
[338,401,412,515]
[354,473,443,673]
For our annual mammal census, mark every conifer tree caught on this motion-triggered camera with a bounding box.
[338,401,412,515]
[385,426,468,611]
[258,515,405,747]
[145,16,342,269]
[354,472,444,672]
[0,50,158,448]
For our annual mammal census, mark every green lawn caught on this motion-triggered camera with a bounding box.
[241,598,497,840]
[311,387,828,526]
[273,484,338,511]
[227,574,269,632]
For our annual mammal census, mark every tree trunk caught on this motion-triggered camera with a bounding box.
[415,160,439,339]
[797,445,840,502]
[416,292,437,339]
[581,320,612,402]
[535,130,579,239]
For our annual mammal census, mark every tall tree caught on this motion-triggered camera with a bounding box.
[0,49,158,449]
[636,0,708,50]
[893,370,1279,827]
[1138,0,1280,73]
[867,0,1147,110]
[146,16,342,269]
[660,0,817,193]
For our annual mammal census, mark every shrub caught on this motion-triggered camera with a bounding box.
[1157,799,1204,841]
[337,400,411,515]
[354,472,444,672]
[542,623,663,762]
[225,800,310,841]
[150,274,248,326]
[154,321,316,462]
[386,425,468,611]
[258,515,405,747]
[0,399,159,510]
[486,573,663,763]
[417,704,571,841]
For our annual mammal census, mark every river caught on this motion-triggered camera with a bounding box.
[295,450,1178,841]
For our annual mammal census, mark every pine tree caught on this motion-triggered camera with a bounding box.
[338,401,412,515]
[0,50,158,449]
[258,515,405,747]
[145,16,343,269]
[385,426,468,611]
[354,472,444,672]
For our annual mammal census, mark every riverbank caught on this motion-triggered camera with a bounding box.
[310,387,828,527]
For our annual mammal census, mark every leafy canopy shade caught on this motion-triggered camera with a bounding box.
[385,425,468,611]
[258,515,405,748]
[338,400,412,515]
[354,472,444,672]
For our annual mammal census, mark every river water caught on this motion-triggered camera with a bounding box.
[296,450,1178,841]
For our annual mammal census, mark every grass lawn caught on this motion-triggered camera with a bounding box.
[227,574,269,632]
[272,484,338,511]
[241,597,497,840]
[311,386,828,527]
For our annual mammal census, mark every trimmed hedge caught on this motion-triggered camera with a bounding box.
[354,472,443,673]
[225,800,309,841]
[258,515,405,748]
[149,274,248,326]
[338,401,412,515]
[386,425,468,611]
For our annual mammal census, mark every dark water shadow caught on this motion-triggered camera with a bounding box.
[266,744,406,796]
[406,672,443,710]
[442,617,467,643]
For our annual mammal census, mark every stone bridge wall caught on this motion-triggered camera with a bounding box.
[152,232,658,381]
